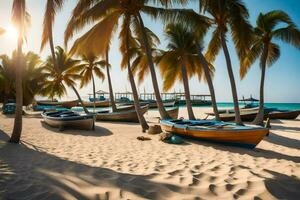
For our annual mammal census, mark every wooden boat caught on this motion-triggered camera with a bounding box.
[142,99,176,108]
[160,119,269,148]
[206,107,273,122]
[96,105,148,122]
[167,107,179,119]
[37,100,79,109]
[81,100,110,107]
[41,110,94,130]
[268,110,300,119]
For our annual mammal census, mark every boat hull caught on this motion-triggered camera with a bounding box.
[160,120,269,148]
[96,105,148,122]
[268,110,300,119]
[167,107,179,119]
[145,100,176,108]
[81,100,110,107]
[42,112,94,130]
[37,100,79,109]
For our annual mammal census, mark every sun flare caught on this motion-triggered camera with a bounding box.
[5,24,18,40]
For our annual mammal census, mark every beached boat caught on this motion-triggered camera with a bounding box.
[96,105,149,122]
[141,99,176,108]
[206,107,275,122]
[167,107,179,119]
[268,110,300,119]
[160,119,269,148]
[41,110,94,130]
[80,100,110,107]
[37,100,79,109]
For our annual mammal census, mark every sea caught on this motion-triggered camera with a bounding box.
[212,103,300,110]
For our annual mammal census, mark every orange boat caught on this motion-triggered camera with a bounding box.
[160,119,269,148]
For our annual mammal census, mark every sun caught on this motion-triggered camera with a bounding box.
[5,24,18,40]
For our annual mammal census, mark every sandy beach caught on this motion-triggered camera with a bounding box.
[0,107,299,200]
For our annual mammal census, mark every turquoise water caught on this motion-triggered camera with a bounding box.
[214,102,300,110]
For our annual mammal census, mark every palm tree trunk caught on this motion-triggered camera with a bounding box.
[180,64,195,120]
[91,73,96,113]
[136,13,170,119]
[220,33,243,125]
[71,85,89,114]
[253,44,268,126]
[126,28,149,131]
[48,26,58,70]
[197,49,220,121]
[10,36,23,143]
[105,48,117,112]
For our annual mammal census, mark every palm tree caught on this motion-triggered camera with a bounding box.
[64,0,200,119]
[41,0,65,68]
[22,52,46,105]
[104,47,118,112]
[240,10,300,125]
[158,23,213,120]
[130,28,161,85]
[68,52,105,112]
[10,0,31,143]
[0,52,45,106]
[0,54,15,105]
[40,46,89,113]
[119,14,149,131]
[200,0,253,125]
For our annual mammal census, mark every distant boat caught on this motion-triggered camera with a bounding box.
[268,110,300,119]
[36,100,79,109]
[206,107,275,122]
[140,99,176,108]
[160,119,269,148]
[42,110,94,130]
[80,100,110,107]
[96,105,149,122]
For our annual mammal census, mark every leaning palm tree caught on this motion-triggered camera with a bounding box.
[10,0,31,143]
[119,14,149,131]
[200,0,253,125]
[104,46,118,112]
[41,0,65,68]
[64,0,200,119]
[240,10,300,125]
[158,23,214,120]
[40,46,89,114]
[130,27,161,85]
[68,52,105,112]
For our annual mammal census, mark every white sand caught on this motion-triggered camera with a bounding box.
[0,107,299,200]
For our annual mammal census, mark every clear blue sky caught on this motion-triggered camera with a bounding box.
[0,0,299,102]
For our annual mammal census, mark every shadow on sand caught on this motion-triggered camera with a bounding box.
[184,136,300,163]
[264,132,300,150]
[40,121,113,137]
[1,130,300,199]
[270,123,300,133]
[264,169,300,200]
[0,130,181,200]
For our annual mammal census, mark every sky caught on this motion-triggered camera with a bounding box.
[0,0,300,103]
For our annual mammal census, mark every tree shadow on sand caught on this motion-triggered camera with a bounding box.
[264,169,300,200]
[270,123,300,133]
[0,130,183,200]
[264,132,300,150]
[184,137,300,163]
[40,121,113,137]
